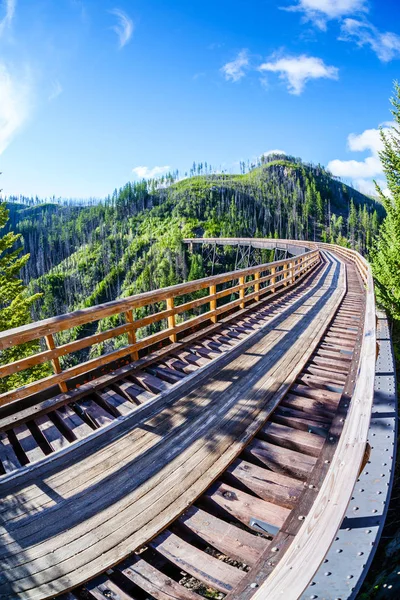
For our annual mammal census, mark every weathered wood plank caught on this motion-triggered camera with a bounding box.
[11,424,46,464]
[0,432,21,473]
[245,439,317,480]
[179,505,268,565]
[114,380,153,404]
[35,415,69,453]
[203,481,290,532]
[150,530,244,593]
[225,459,303,509]
[119,555,198,600]
[84,575,133,600]
[52,405,93,441]
[259,421,324,457]
[95,388,135,416]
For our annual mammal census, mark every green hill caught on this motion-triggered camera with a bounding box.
[5,156,383,325]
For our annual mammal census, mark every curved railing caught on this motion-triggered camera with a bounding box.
[0,241,319,406]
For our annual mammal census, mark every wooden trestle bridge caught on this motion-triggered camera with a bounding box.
[0,238,396,600]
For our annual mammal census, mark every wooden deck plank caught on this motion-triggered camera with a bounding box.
[178,505,268,565]
[35,415,69,453]
[119,555,199,599]
[114,379,154,404]
[0,432,21,473]
[78,398,115,428]
[203,481,290,532]
[84,576,133,600]
[225,459,303,509]
[95,388,136,416]
[245,439,317,480]
[130,371,171,394]
[259,421,324,457]
[11,424,46,464]
[52,404,93,441]
[150,530,244,593]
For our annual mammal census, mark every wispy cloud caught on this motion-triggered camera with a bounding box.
[132,165,170,179]
[49,80,63,102]
[327,123,394,195]
[0,61,32,155]
[259,54,338,94]
[110,8,134,48]
[70,0,87,23]
[221,49,249,82]
[0,0,16,36]
[208,42,223,50]
[340,19,400,61]
[282,0,367,30]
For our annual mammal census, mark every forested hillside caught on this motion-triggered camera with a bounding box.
[4,155,383,325]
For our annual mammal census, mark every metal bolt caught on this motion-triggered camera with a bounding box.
[250,583,259,589]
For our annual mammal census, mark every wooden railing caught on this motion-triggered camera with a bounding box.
[0,245,320,406]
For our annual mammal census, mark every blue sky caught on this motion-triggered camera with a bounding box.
[0,0,399,199]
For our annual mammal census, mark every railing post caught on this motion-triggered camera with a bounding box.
[254,271,260,302]
[166,297,177,342]
[44,334,68,393]
[239,276,245,309]
[284,263,288,286]
[271,266,276,293]
[210,284,217,323]
[125,310,139,361]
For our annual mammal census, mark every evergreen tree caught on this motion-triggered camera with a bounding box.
[0,202,50,392]
[371,82,400,320]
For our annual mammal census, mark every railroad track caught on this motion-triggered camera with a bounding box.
[0,239,391,600]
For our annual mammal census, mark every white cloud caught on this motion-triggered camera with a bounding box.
[132,165,171,179]
[0,62,32,155]
[352,177,389,197]
[110,8,134,48]
[259,54,338,94]
[327,123,394,196]
[283,0,367,30]
[340,18,400,62]
[328,155,382,178]
[263,149,287,156]
[48,80,63,102]
[221,49,249,82]
[0,0,16,36]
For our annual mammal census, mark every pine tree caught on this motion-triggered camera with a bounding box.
[0,202,51,392]
[371,82,400,320]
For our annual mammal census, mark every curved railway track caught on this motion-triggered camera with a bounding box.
[0,239,394,600]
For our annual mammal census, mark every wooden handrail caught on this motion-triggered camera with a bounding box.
[0,243,320,406]
[252,243,376,600]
